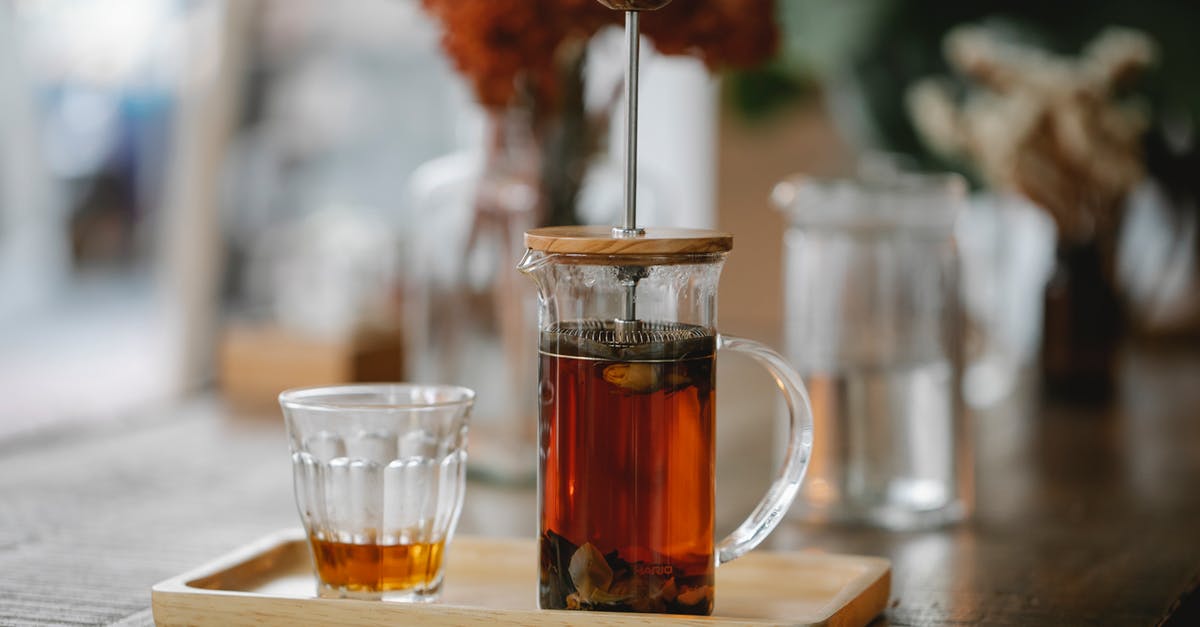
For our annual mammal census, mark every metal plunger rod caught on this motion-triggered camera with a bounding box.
[620,10,643,325]
[622,283,637,323]
[621,10,641,235]
[600,2,672,329]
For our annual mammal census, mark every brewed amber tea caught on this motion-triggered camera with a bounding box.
[309,535,444,593]
[539,320,716,615]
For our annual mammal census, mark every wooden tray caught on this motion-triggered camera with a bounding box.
[152,530,889,626]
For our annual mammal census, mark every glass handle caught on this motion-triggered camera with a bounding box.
[715,334,814,565]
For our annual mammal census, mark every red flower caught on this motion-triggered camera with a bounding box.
[422,0,778,109]
[643,0,779,70]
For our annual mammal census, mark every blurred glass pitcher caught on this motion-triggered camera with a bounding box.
[773,172,971,530]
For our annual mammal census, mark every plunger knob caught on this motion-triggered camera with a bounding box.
[595,0,673,10]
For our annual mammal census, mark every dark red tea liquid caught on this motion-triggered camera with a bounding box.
[538,322,716,614]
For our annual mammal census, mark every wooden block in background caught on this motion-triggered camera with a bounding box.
[716,101,854,338]
[218,325,404,409]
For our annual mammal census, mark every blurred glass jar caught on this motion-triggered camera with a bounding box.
[772,172,970,530]
[405,109,542,485]
[404,104,671,485]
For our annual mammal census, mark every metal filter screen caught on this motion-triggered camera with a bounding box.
[540,319,715,361]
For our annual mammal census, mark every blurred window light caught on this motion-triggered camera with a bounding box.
[0,0,202,441]
[42,86,120,178]
[0,0,471,440]
[14,0,184,90]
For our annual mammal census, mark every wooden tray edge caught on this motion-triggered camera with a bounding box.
[151,530,891,627]
[153,528,306,594]
[821,562,890,627]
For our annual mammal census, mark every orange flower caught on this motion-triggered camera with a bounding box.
[643,0,779,70]
[421,0,614,109]
[422,0,777,109]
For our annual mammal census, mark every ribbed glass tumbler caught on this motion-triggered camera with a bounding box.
[279,384,474,601]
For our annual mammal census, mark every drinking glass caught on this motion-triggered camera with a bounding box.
[279,384,474,601]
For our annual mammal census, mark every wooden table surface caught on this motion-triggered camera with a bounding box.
[1,344,1198,626]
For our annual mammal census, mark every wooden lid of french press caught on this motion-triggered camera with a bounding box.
[525,226,732,256]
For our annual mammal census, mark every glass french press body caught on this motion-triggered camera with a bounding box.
[517,0,811,615]
[518,228,814,614]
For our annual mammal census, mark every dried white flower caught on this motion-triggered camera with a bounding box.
[908,25,1156,241]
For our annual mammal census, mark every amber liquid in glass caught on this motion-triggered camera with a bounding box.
[309,535,444,592]
[538,322,716,614]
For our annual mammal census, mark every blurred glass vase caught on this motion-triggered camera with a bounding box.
[773,172,970,530]
[405,110,543,484]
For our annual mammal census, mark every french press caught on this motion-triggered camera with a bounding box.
[517,0,814,615]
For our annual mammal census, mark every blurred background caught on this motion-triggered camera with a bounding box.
[1,0,1197,454]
